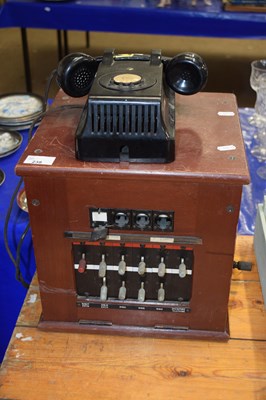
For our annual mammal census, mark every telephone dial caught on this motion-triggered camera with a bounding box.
[56,49,208,163]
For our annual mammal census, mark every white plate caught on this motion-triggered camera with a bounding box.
[0,93,44,126]
[0,129,23,158]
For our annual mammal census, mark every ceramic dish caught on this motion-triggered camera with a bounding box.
[0,129,23,158]
[17,188,28,212]
[0,93,44,127]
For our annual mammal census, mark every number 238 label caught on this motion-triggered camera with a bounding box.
[24,155,56,165]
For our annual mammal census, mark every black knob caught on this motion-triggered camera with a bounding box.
[165,52,208,95]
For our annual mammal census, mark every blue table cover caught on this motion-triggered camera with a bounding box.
[1,0,266,38]
[0,126,36,362]
[238,108,266,235]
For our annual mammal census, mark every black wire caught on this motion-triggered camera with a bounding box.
[4,177,23,267]
[43,69,57,111]
[4,67,84,288]
[15,223,30,286]
[4,69,56,288]
[3,177,30,288]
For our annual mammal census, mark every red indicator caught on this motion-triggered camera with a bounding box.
[78,254,86,273]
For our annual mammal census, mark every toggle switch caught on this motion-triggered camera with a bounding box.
[118,281,127,300]
[158,283,165,302]
[114,212,129,228]
[135,213,150,229]
[179,258,187,278]
[155,214,172,230]
[99,254,107,278]
[158,257,166,277]
[100,277,108,301]
[138,256,146,276]
[118,255,126,276]
[138,282,145,302]
[78,253,86,273]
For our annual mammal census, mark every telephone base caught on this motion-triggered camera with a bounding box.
[76,134,175,163]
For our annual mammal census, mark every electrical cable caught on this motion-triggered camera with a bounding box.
[3,177,26,286]
[4,69,56,288]
[43,69,57,111]
[4,67,84,288]
[15,222,30,285]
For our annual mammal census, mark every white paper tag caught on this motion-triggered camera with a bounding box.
[218,111,235,117]
[24,155,56,165]
[150,237,174,243]
[217,145,236,152]
[106,235,121,241]
[92,211,108,222]
[27,294,37,303]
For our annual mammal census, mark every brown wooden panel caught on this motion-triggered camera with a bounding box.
[23,176,78,322]
[16,237,263,338]
[64,177,199,234]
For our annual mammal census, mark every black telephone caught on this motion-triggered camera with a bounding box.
[56,49,208,163]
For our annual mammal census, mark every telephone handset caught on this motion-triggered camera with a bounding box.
[56,50,208,98]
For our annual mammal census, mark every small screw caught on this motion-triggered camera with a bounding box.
[34,149,43,154]
[228,155,236,160]
[32,199,40,206]
[226,205,234,213]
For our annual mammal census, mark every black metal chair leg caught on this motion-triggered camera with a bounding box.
[63,30,69,55]
[85,32,90,48]
[57,30,63,60]
[20,28,32,93]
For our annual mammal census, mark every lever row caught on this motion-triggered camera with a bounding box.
[77,254,190,278]
[99,278,166,303]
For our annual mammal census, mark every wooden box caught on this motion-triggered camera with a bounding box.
[16,91,249,340]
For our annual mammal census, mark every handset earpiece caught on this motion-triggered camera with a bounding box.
[56,52,100,97]
[164,52,208,95]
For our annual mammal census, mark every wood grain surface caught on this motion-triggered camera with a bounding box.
[1,236,265,400]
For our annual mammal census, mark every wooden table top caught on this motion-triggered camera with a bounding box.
[0,235,265,400]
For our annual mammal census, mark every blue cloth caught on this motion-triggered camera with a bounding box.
[238,108,266,235]
[0,0,266,38]
[0,127,36,362]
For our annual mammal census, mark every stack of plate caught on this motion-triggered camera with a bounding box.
[0,93,44,130]
[0,128,23,158]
